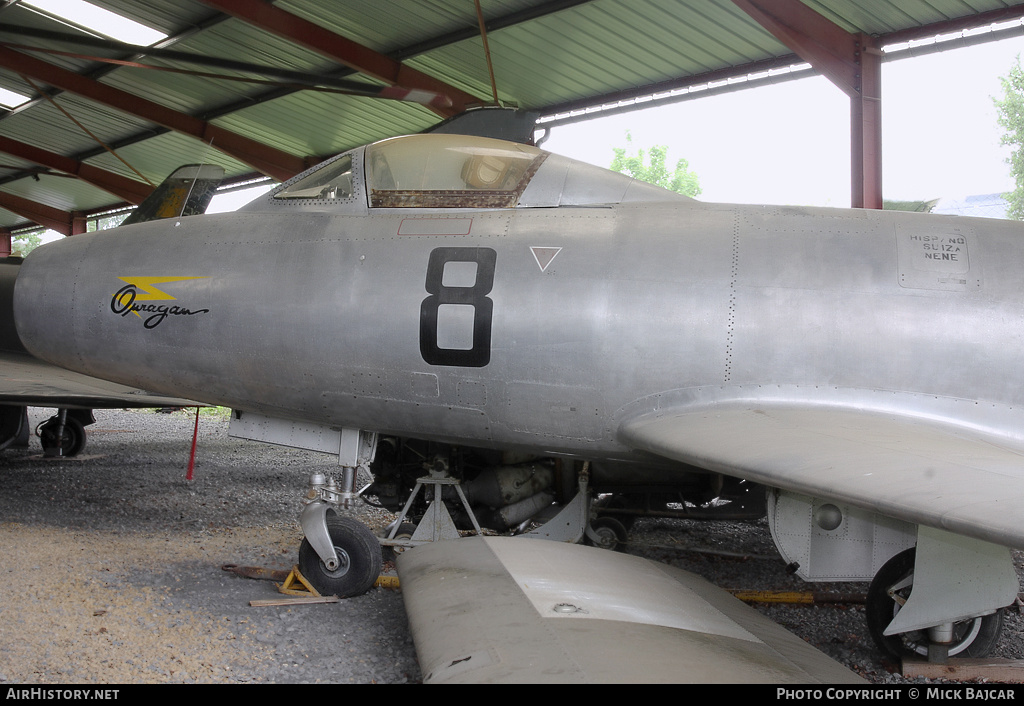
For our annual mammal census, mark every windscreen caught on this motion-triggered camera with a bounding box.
[274,154,354,201]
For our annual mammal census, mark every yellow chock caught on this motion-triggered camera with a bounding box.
[375,574,400,589]
[277,565,321,597]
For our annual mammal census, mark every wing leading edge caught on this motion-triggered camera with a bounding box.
[397,536,864,683]
[0,349,198,409]
[618,393,1024,550]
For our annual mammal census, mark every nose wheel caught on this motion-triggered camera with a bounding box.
[297,513,382,598]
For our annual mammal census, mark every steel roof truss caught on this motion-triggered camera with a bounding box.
[0,135,152,204]
[0,190,73,235]
[0,45,308,182]
[197,0,482,117]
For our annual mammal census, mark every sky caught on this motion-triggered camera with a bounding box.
[204,30,1024,214]
[538,31,1024,209]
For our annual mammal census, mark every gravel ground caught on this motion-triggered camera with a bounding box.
[0,407,1021,685]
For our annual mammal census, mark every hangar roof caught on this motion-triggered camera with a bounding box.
[0,0,1023,233]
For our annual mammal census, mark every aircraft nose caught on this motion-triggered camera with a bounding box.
[14,236,91,370]
[13,226,215,392]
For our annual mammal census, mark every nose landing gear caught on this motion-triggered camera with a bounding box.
[297,511,383,598]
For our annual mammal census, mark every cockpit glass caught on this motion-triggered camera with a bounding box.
[274,155,354,201]
[365,135,545,208]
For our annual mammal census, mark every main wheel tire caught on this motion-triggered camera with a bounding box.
[866,547,1004,660]
[38,416,86,457]
[298,514,382,598]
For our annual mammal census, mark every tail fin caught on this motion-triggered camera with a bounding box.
[120,164,225,226]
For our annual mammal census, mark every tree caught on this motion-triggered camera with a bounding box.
[10,231,40,257]
[609,131,702,198]
[994,56,1024,220]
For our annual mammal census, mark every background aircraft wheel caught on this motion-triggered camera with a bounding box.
[584,516,629,552]
[38,416,86,457]
[381,522,416,563]
[593,494,636,530]
[298,514,382,598]
[866,547,1004,660]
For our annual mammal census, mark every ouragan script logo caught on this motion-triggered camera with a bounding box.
[110,276,210,329]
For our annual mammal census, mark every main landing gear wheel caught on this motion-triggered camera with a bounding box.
[866,547,1004,661]
[38,416,86,457]
[298,514,382,598]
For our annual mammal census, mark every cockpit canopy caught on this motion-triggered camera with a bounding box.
[366,135,541,208]
[264,134,687,211]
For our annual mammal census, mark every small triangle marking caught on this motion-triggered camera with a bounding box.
[531,246,562,272]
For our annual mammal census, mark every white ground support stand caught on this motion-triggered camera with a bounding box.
[381,462,484,550]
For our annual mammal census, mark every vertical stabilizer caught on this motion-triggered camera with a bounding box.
[120,164,225,226]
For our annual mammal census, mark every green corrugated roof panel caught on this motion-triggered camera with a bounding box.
[0,0,1022,231]
[85,131,250,185]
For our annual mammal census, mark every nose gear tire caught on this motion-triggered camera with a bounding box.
[298,514,382,598]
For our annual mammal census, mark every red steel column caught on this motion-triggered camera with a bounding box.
[734,0,883,208]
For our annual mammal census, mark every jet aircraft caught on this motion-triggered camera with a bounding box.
[10,132,1024,682]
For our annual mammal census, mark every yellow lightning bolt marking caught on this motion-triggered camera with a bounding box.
[114,276,208,318]
[116,276,207,301]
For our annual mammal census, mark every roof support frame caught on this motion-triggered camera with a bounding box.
[1,0,591,195]
[0,136,152,204]
[196,0,482,117]
[733,0,882,209]
[0,190,72,235]
[0,45,309,182]
[1,1,1021,230]
[0,10,231,123]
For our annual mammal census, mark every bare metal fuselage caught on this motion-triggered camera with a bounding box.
[15,198,1024,477]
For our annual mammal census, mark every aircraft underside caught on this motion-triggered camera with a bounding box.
[227,409,1019,668]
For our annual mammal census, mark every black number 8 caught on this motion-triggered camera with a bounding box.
[420,247,497,367]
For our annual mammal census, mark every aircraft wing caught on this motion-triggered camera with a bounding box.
[619,399,1024,550]
[0,349,199,409]
[397,536,865,683]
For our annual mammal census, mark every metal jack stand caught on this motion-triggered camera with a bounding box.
[381,460,597,552]
[381,459,483,554]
